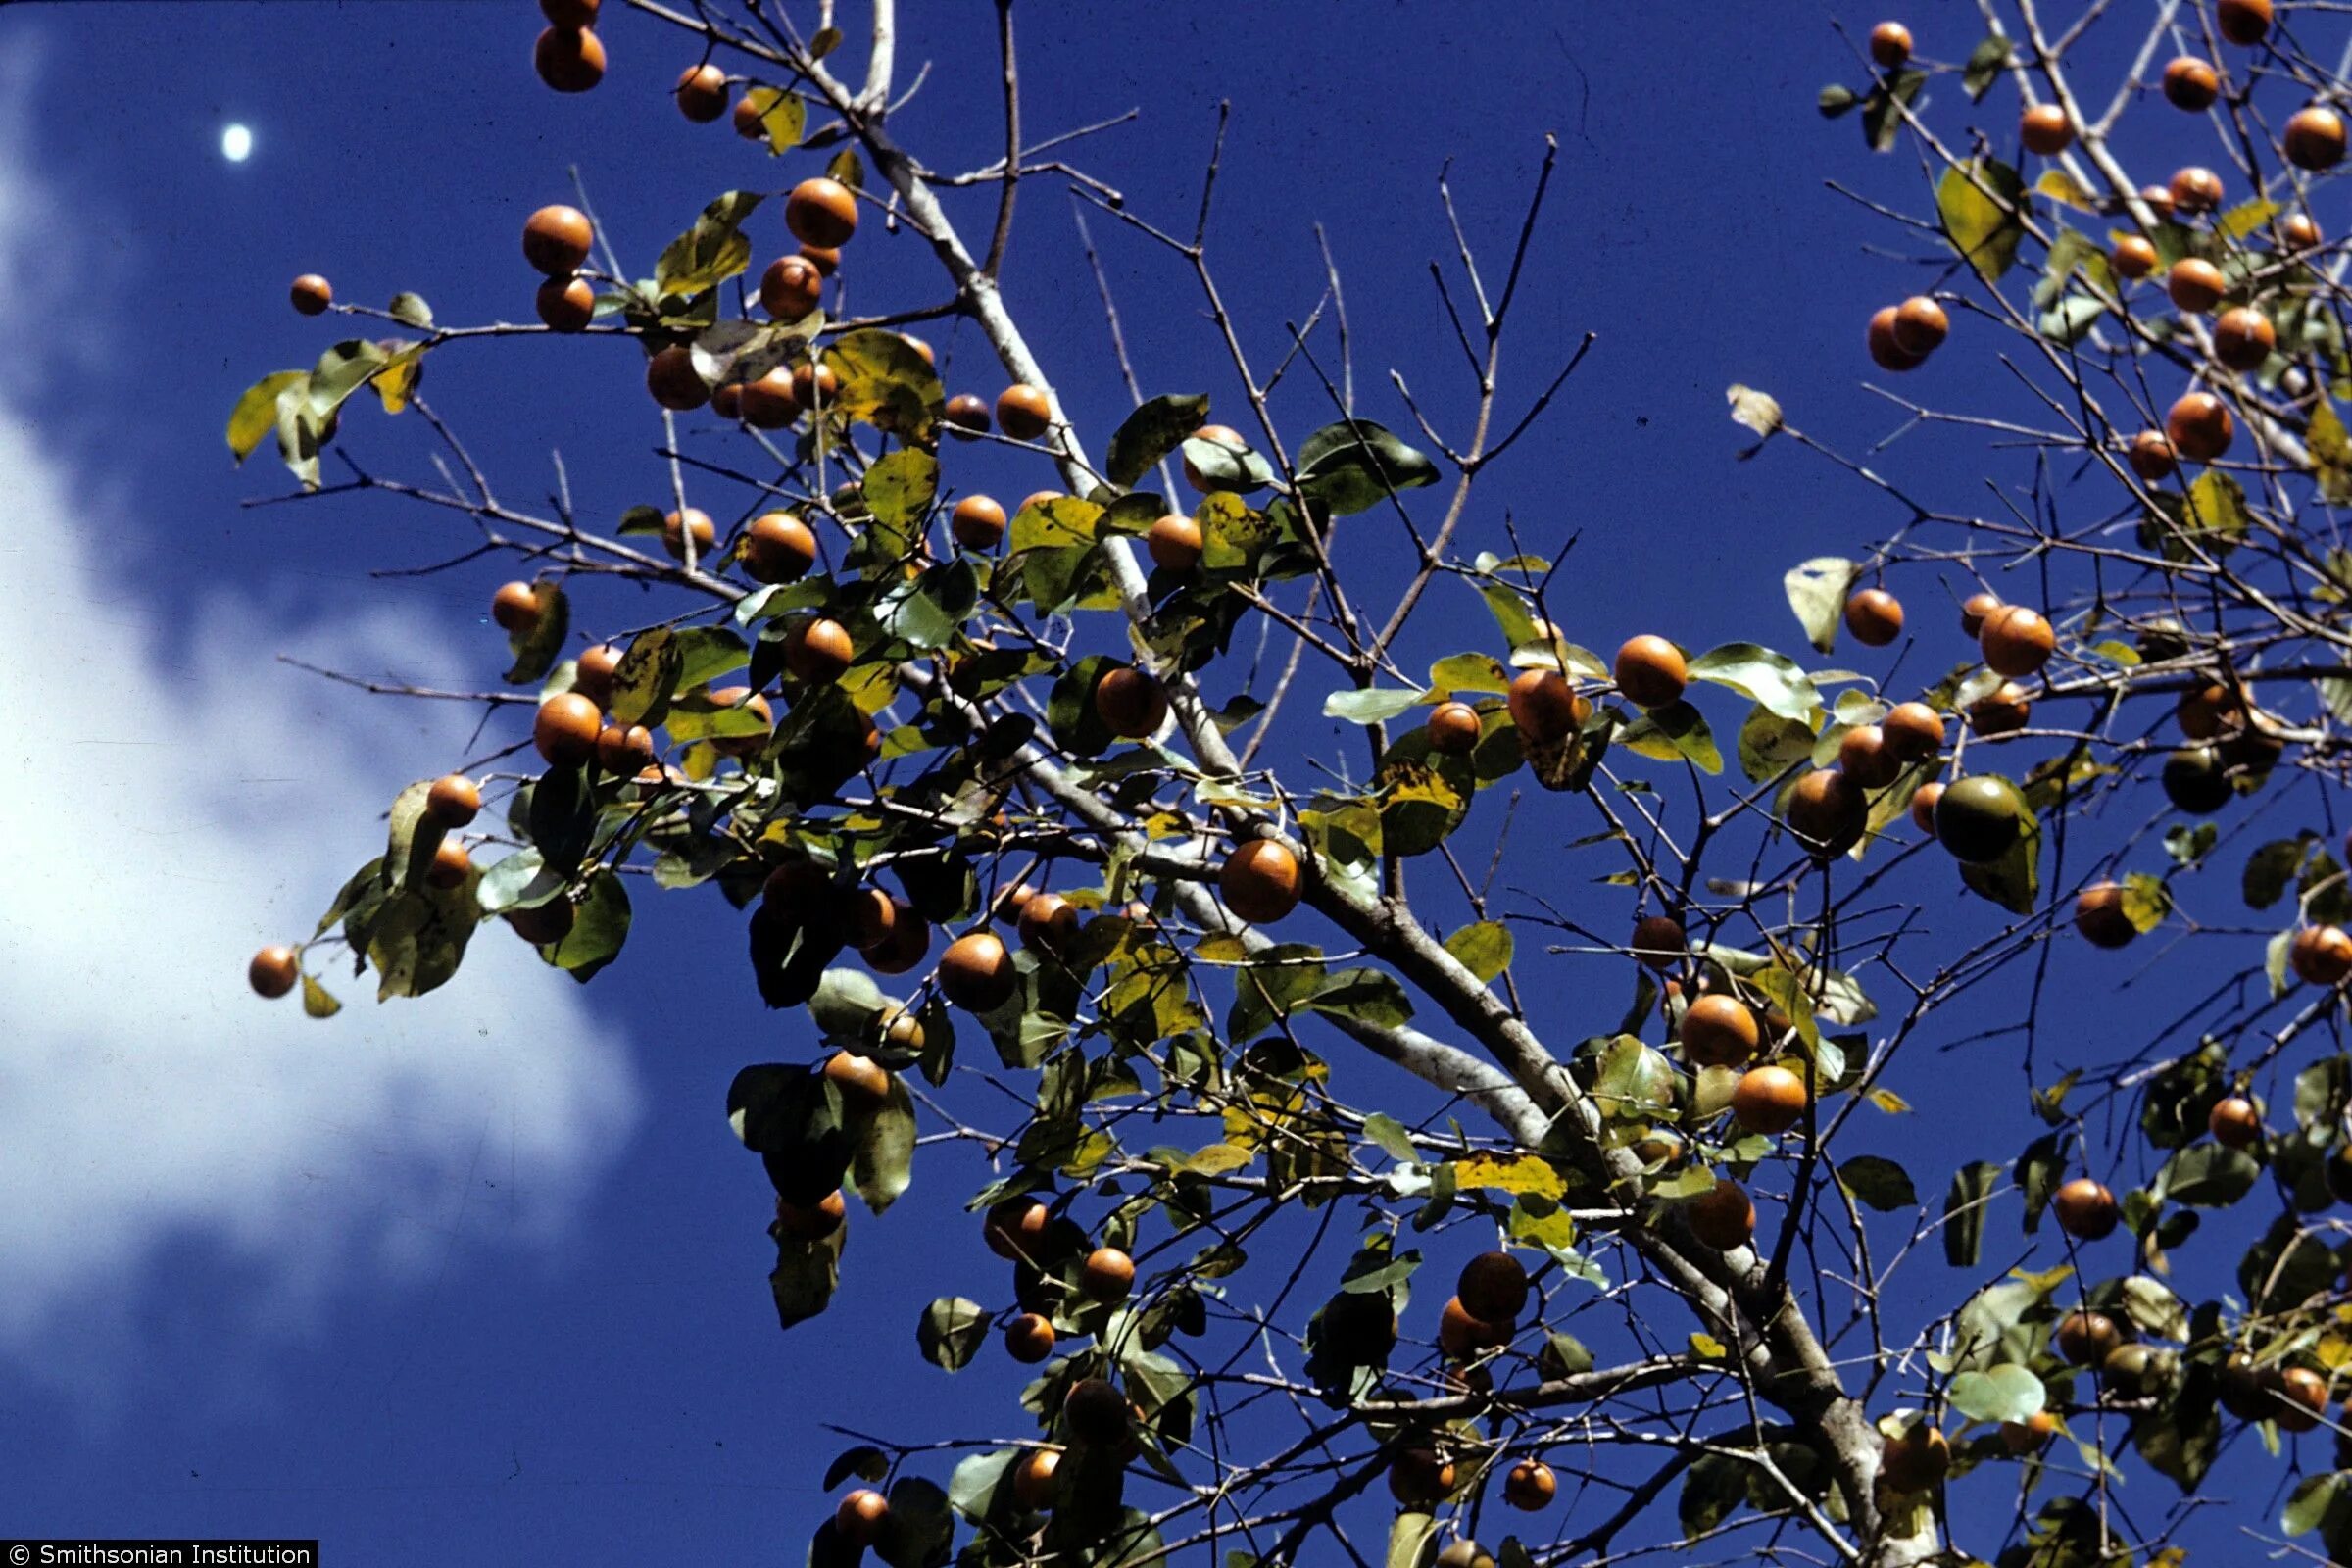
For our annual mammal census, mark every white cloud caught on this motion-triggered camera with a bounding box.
[0,74,639,1387]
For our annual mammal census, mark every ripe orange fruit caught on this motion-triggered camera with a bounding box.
[1081,1246,1135,1300]
[1908,779,1944,834]
[1458,1250,1530,1323]
[1019,490,1064,515]
[1867,306,1926,371]
[1004,1314,1056,1365]
[2277,1366,2328,1431]
[2166,258,2228,315]
[1980,604,2055,676]
[775,1188,846,1240]
[1010,1446,1059,1508]
[1967,682,2031,738]
[2209,1095,2262,1149]
[1891,297,1947,356]
[1147,514,1203,572]
[2001,1410,2061,1453]
[951,495,1007,552]
[1959,592,2001,637]
[2178,679,2239,741]
[836,889,899,949]
[984,1197,1051,1259]
[2282,213,2322,249]
[1183,424,1249,492]
[834,1490,890,1548]
[2213,306,2276,371]
[941,931,1017,1011]
[534,24,607,92]
[534,692,603,767]
[646,345,710,411]
[1881,1425,1950,1492]
[1095,666,1169,739]
[2218,0,2272,44]
[2073,882,2137,948]
[2112,235,2158,280]
[2169,165,2225,215]
[1688,1179,1755,1250]
[1507,668,1589,744]
[426,838,472,890]
[901,334,934,366]
[662,507,715,562]
[996,383,1054,441]
[522,205,594,275]
[2290,924,2352,986]
[760,253,823,319]
[860,906,927,974]
[595,722,657,774]
[2139,182,2178,220]
[289,273,334,316]
[2166,391,2234,462]
[1785,768,1867,857]
[1631,914,1686,970]
[1844,587,1904,646]
[701,687,770,760]
[1838,724,1899,789]
[1614,635,1687,709]
[425,774,481,827]
[508,898,575,945]
[1869,21,1912,68]
[574,643,623,706]
[1062,1379,1131,1446]
[790,361,838,408]
[2127,430,2178,481]
[785,617,855,683]
[1220,840,1302,924]
[2021,103,2074,155]
[785,177,858,249]
[744,513,817,582]
[541,0,599,23]
[1438,1295,1508,1357]
[738,368,799,428]
[1732,1063,1808,1135]
[2162,57,2220,111]
[1017,892,1081,954]
[1882,702,1944,761]
[492,580,541,632]
[536,275,596,332]
[943,394,991,436]
[799,243,841,277]
[1501,1457,1557,1510]
[249,945,300,998]
[1681,994,1760,1067]
[1426,701,1483,756]
[2054,1308,2118,1365]
[822,1050,891,1107]
[2051,1177,2119,1240]
[674,62,727,122]
[730,90,770,140]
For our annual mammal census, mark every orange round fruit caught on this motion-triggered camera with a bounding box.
[1010,1446,1059,1508]
[2287,107,2348,170]
[1867,306,1926,371]
[2170,165,2225,214]
[2282,213,2322,249]
[861,906,927,973]
[2162,57,2220,111]
[731,89,773,141]
[1183,424,1249,492]
[1426,701,1483,755]
[738,368,800,428]
[492,580,541,632]
[1631,914,1686,970]
[2021,103,2074,155]
[2001,1410,2061,1453]
[1438,1296,1507,1357]
[594,722,657,774]
[1081,1246,1135,1300]
[2290,924,2352,986]
[1220,840,1302,924]
[1732,1063,1808,1135]
[775,1188,846,1240]
[901,334,934,366]
[744,513,817,583]
[760,253,823,319]
[1959,591,2002,637]
[1688,1179,1755,1250]
[522,205,594,275]
[2167,391,2234,462]
[2166,257,2228,315]
[1387,1447,1455,1505]
[790,361,838,410]
[574,643,623,707]
[1881,1425,1950,1493]
[984,1197,1051,1260]
[1980,604,2056,676]
[834,1490,889,1549]
[2052,1177,2120,1240]
[2218,0,2272,44]
[799,243,841,277]
[1504,1457,1556,1510]
[996,383,1054,441]
[541,0,599,23]
[1682,994,1760,1067]
[674,62,728,122]
[1890,297,1947,356]
[1845,587,1904,646]
[425,839,471,890]
[646,344,710,411]
[534,692,603,766]
[1908,779,1944,834]
[1614,635,1687,709]
[425,774,481,827]
[533,24,607,92]
[1095,666,1169,739]
[2073,882,2137,948]
[943,394,991,436]
[536,275,596,332]
[662,507,715,562]
[1838,724,1899,789]
[1016,892,1081,955]
[1882,701,1944,761]
[941,930,1017,1011]
[2209,1095,2263,1149]
[1967,682,2031,738]
[1507,668,1589,744]
[2127,429,2178,481]
[785,177,858,249]
[289,273,333,316]
[1869,21,1912,68]
[2277,1366,2328,1432]
[1062,1378,1131,1446]
[2139,183,2178,220]
[1004,1313,1056,1365]
[785,617,855,683]
[249,945,301,998]
[1457,1250,1530,1324]
[2054,1308,2119,1365]
[1785,768,1866,857]
[822,1050,891,1107]
[2112,235,2158,280]
[2213,306,2276,371]
[952,495,1008,552]
[1147,514,1203,572]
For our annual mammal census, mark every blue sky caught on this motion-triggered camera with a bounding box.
[0,1,2330,1561]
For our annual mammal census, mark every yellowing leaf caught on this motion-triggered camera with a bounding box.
[226,370,306,463]
[1726,384,1783,438]
[2034,169,2099,213]
[1867,1087,1913,1114]
[373,344,426,415]
[1184,1143,1254,1176]
[1939,157,2028,282]
[738,86,806,153]
[2312,400,2352,505]
[1455,1152,1565,1200]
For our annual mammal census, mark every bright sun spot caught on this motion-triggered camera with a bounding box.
[221,124,253,164]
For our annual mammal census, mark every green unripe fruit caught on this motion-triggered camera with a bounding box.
[1935,774,2030,863]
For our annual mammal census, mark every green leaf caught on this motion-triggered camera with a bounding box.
[947,1448,1015,1524]
[1680,1451,1747,1542]
[504,580,568,685]
[226,370,305,463]
[366,881,480,1001]
[1688,643,1820,721]
[1443,921,1513,984]
[2219,197,2283,241]
[1323,686,1425,724]
[736,85,806,153]
[1818,84,1859,119]
[1947,1363,2045,1423]
[862,448,940,529]
[1429,652,1512,695]
[851,1075,917,1214]
[1938,156,2028,283]
[306,338,390,420]
[388,291,434,330]
[1738,703,1816,783]
[915,1297,989,1372]
[2181,469,2251,551]
[1838,1155,1918,1212]
[1862,69,1926,152]
[1300,969,1414,1029]
[1295,419,1441,514]
[549,872,630,981]
[1961,33,2010,100]
[874,1476,954,1568]
[2286,1473,2348,1538]
[2119,1274,2189,1341]
[2311,401,2352,504]
[671,625,750,690]
[1386,1511,1439,1568]
[1360,1112,1418,1163]
[610,629,683,727]
[1618,700,1721,773]
[2154,1142,2258,1207]
[1105,393,1210,488]
[2244,836,2314,909]
[1943,1160,2001,1268]
[655,190,764,299]
[1179,432,1277,492]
